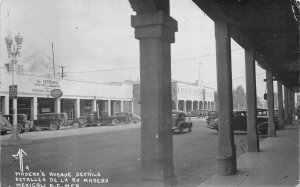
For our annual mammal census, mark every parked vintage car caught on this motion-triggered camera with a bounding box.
[0,114,12,135]
[129,113,141,123]
[206,110,218,125]
[3,114,32,133]
[195,109,207,118]
[208,109,279,134]
[172,110,193,133]
[33,113,68,130]
[114,112,134,123]
[114,112,141,123]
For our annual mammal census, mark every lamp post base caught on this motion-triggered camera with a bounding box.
[9,125,21,141]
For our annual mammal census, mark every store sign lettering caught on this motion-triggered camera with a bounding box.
[32,79,60,94]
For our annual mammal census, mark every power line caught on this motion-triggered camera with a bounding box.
[68,48,243,74]
[204,72,266,84]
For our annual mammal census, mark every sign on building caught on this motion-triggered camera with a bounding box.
[9,85,17,99]
[51,89,63,98]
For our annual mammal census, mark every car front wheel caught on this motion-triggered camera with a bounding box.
[49,122,59,131]
[112,119,119,126]
[72,121,81,128]
[16,125,23,134]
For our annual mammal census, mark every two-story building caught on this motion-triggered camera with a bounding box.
[133,80,215,116]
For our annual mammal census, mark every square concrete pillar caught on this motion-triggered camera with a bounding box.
[284,85,289,125]
[175,100,178,110]
[290,90,295,120]
[245,49,259,152]
[108,100,111,116]
[131,100,134,114]
[54,98,61,113]
[92,98,97,112]
[75,99,80,118]
[2,95,9,115]
[31,97,38,120]
[214,22,237,175]
[131,11,177,186]
[266,71,275,137]
[121,100,124,112]
[277,81,284,129]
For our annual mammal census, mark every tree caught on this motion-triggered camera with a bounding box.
[232,85,247,109]
[23,50,53,77]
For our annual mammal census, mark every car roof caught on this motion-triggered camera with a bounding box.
[3,114,27,116]
[172,110,185,114]
[38,113,67,115]
[233,110,247,112]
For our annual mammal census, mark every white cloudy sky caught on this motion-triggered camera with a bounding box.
[0,0,273,96]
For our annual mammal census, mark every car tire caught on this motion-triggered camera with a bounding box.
[179,125,184,133]
[189,127,192,132]
[112,119,119,126]
[72,121,81,128]
[1,130,7,135]
[49,122,59,131]
[81,122,87,127]
[16,125,23,134]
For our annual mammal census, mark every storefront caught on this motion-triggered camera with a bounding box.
[0,69,133,120]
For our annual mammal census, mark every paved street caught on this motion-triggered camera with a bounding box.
[1,119,259,187]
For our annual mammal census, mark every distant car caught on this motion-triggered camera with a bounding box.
[129,113,141,123]
[195,109,207,118]
[33,113,68,130]
[114,112,133,124]
[0,114,12,135]
[206,110,218,125]
[3,114,32,133]
[172,110,193,133]
[208,110,278,134]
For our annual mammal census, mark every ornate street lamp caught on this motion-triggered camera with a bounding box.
[5,33,23,140]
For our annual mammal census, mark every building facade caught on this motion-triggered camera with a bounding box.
[0,69,133,120]
[133,80,215,116]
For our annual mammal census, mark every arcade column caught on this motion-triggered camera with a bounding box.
[266,71,275,137]
[131,10,178,186]
[31,97,37,120]
[75,98,80,118]
[54,98,61,113]
[284,85,289,125]
[277,81,284,129]
[245,49,259,152]
[214,22,237,175]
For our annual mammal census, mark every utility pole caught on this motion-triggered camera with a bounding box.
[198,62,202,84]
[52,42,55,77]
[58,66,67,78]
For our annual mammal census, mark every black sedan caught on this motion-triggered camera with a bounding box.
[172,110,193,133]
[208,109,278,134]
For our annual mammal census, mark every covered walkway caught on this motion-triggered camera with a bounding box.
[199,123,299,187]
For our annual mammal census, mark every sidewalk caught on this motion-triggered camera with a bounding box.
[198,123,300,187]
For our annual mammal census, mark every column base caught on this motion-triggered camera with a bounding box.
[268,129,276,137]
[247,135,260,152]
[217,154,237,176]
[141,175,177,187]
